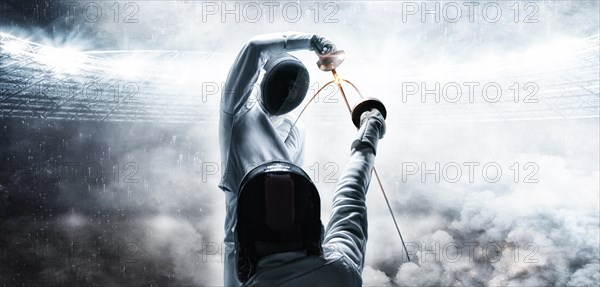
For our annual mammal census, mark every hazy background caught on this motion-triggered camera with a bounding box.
[1,1,598,286]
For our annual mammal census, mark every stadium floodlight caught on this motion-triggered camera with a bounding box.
[2,39,28,55]
[37,46,88,73]
[0,31,597,122]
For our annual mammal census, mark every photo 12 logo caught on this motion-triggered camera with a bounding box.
[198,1,339,23]
[402,161,540,184]
[31,80,141,105]
[402,82,539,104]
[201,81,340,105]
[0,161,141,184]
[401,1,539,23]
[62,2,140,23]
[198,161,340,184]
[404,241,540,264]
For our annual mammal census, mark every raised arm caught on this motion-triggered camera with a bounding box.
[323,109,386,273]
[221,32,329,115]
[219,32,335,178]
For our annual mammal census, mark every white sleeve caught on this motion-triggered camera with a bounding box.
[220,32,316,173]
[221,32,316,115]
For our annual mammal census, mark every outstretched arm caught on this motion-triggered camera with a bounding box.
[323,109,386,273]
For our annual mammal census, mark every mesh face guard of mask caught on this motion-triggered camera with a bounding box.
[259,53,310,116]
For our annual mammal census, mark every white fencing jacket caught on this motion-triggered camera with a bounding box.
[219,32,384,286]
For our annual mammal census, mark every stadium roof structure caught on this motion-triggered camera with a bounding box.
[1,32,598,123]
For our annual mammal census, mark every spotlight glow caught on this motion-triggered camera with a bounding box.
[2,39,28,55]
[37,46,87,73]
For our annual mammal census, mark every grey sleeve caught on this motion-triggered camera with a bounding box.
[322,111,385,273]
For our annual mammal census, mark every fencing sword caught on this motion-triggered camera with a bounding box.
[287,50,413,263]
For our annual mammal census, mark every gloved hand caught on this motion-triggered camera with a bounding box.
[351,107,385,154]
[311,35,336,55]
[360,108,386,139]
